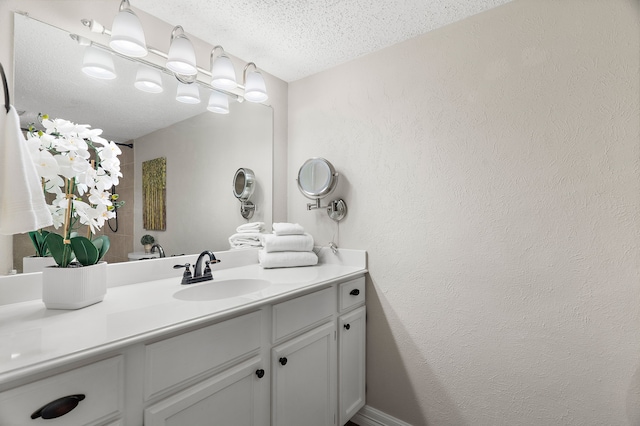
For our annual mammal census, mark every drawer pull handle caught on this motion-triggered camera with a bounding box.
[279,357,288,366]
[256,369,265,378]
[31,394,86,420]
[344,323,351,330]
[349,289,360,296]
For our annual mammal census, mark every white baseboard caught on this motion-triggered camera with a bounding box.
[351,405,413,426]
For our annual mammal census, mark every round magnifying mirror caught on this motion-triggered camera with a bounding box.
[297,158,337,200]
[233,168,255,201]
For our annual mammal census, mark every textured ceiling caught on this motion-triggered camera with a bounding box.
[13,0,514,143]
[133,0,514,82]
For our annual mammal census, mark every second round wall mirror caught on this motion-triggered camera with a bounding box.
[296,158,347,221]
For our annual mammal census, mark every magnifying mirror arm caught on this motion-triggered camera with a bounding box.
[306,199,323,211]
[306,198,347,222]
[240,201,256,219]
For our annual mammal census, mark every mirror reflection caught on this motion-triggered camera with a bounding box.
[11,13,273,272]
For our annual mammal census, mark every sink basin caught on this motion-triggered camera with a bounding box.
[173,279,271,301]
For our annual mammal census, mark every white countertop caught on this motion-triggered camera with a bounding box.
[0,248,366,384]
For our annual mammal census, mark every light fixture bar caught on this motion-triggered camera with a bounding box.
[70,32,243,102]
[79,18,265,96]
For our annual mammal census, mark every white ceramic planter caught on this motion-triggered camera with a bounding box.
[22,256,57,273]
[42,262,107,310]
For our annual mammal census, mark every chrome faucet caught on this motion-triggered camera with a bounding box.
[150,243,165,258]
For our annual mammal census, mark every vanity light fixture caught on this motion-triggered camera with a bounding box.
[109,0,148,58]
[243,63,268,103]
[207,90,229,114]
[176,81,200,104]
[81,44,117,80]
[79,15,270,106]
[166,26,198,76]
[134,64,163,93]
[210,46,237,90]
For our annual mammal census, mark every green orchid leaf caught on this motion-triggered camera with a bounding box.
[91,235,110,261]
[44,233,73,267]
[28,230,50,257]
[70,236,100,266]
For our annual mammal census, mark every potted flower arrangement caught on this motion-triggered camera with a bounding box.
[141,234,154,253]
[26,114,123,309]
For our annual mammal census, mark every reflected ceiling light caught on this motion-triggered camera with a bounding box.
[176,82,200,104]
[210,46,236,90]
[81,45,117,80]
[134,64,163,93]
[207,90,229,114]
[166,26,198,76]
[109,0,148,57]
[243,63,268,103]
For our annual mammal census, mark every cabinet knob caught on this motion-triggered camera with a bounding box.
[255,369,265,379]
[349,289,360,296]
[344,323,351,330]
[279,357,288,366]
[31,394,86,420]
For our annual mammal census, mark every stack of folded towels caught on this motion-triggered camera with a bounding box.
[258,223,318,268]
[228,222,265,249]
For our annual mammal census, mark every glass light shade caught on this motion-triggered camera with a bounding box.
[207,91,229,114]
[81,45,116,80]
[176,82,200,104]
[244,70,268,103]
[134,65,163,93]
[166,35,197,76]
[211,55,237,90]
[109,9,148,57]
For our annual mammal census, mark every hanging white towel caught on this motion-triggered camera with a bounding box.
[228,232,264,249]
[0,106,52,234]
[258,249,318,269]
[262,233,314,253]
[272,222,305,236]
[236,222,265,233]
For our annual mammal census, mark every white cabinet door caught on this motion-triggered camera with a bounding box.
[272,322,336,426]
[338,306,366,425]
[144,357,268,426]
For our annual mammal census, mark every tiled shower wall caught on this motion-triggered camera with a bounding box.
[98,142,135,264]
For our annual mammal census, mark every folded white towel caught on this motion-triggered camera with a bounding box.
[272,222,305,236]
[236,222,265,233]
[229,232,264,249]
[263,233,314,253]
[258,250,318,269]
[0,106,53,235]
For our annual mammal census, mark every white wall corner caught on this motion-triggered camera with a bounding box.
[351,405,413,426]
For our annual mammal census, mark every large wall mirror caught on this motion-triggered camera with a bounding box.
[11,12,273,271]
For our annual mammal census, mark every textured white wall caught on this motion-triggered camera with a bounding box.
[289,0,640,424]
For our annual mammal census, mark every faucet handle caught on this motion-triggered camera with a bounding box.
[203,261,212,277]
[173,263,193,285]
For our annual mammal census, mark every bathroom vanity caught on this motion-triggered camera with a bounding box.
[0,249,366,425]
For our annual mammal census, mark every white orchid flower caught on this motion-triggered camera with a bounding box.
[47,204,66,229]
[32,149,60,179]
[56,136,89,154]
[99,141,122,160]
[29,116,123,238]
[88,188,112,206]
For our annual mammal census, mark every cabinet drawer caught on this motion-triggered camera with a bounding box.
[272,287,335,343]
[339,276,365,312]
[145,311,262,400]
[0,356,123,426]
